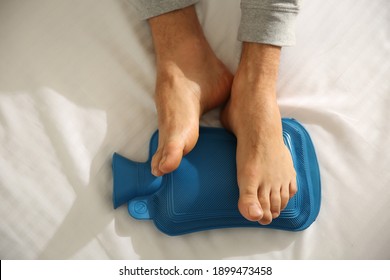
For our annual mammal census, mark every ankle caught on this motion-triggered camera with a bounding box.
[155,38,211,71]
[148,6,208,61]
[235,42,281,93]
[240,42,281,74]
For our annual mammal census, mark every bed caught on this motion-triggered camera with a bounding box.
[1,0,389,259]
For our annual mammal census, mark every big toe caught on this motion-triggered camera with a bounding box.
[238,188,264,222]
[152,138,185,176]
[159,140,185,173]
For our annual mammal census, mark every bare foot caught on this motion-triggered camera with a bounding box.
[221,43,297,225]
[148,6,233,176]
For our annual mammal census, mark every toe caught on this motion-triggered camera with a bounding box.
[258,188,272,225]
[158,139,185,174]
[259,213,273,225]
[289,177,298,198]
[270,189,282,219]
[238,185,264,222]
[151,137,186,176]
[151,148,164,177]
[280,183,290,210]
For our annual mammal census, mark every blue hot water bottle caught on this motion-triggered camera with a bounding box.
[112,118,321,235]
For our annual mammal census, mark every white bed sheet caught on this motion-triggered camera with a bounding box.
[1,0,389,259]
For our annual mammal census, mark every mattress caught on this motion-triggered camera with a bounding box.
[0,0,389,259]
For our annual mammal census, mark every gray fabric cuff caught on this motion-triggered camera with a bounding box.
[129,0,199,20]
[238,0,300,46]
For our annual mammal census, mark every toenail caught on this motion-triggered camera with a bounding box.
[248,205,262,218]
[152,167,159,177]
[272,212,279,219]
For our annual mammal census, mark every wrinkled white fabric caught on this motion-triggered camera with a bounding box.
[0,0,389,259]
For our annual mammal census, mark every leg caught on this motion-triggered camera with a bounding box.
[148,5,233,176]
[221,42,297,225]
[221,0,300,225]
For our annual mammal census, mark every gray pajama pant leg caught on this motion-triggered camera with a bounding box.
[238,0,300,46]
[129,0,300,46]
[130,0,199,20]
